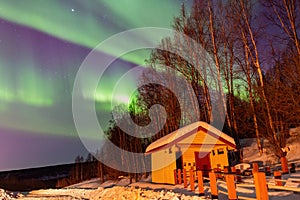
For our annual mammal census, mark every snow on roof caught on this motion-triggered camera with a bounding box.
[145,121,235,154]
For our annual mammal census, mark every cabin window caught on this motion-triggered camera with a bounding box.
[212,150,215,156]
[217,148,224,155]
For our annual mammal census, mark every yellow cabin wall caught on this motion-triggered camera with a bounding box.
[180,146,210,170]
[179,129,232,170]
[180,145,230,170]
[209,145,229,169]
[151,146,176,184]
[181,146,197,170]
[179,130,227,147]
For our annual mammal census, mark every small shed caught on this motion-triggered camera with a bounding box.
[145,121,236,184]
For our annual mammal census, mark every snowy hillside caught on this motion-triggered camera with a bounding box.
[241,137,300,164]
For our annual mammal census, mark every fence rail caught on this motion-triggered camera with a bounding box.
[173,162,300,200]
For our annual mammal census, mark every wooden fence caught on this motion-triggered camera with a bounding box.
[173,160,300,200]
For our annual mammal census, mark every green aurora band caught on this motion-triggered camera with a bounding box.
[0,0,182,65]
[0,0,191,138]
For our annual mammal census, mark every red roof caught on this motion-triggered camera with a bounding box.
[145,121,236,154]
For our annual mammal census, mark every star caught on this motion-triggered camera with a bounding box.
[71,8,75,12]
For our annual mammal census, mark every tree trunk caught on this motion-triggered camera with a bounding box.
[208,0,231,127]
[239,0,278,154]
[243,36,263,155]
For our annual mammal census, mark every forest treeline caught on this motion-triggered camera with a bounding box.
[99,0,299,182]
[56,153,140,188]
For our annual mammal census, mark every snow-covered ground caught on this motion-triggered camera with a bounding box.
[241,137,300,164]
[2,175,298,200]
[1,137,300,199]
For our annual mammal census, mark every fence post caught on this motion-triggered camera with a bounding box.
[183,169,187,188]
[209,172,218,199]
[253,162,259,173]
[174,169,177,185]
[178,169,182,184]
[224,166,230,174]
[197,170,204,196]
[274,171,282,186]
[290,163,296,173]
[225,174,237,200]
[280,156,289,174]
[214,168,222,179]
[231,167,236,181]
[190,169,195,191]
[231,166,236,173]
[253,172,269,200]
[265,166,271,176]
[236,169,242,183]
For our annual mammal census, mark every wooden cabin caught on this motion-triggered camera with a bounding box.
[145,121,237,184]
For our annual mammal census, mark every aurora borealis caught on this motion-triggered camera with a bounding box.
[0,0,191,171]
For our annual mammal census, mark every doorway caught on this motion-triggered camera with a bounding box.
[176,151,183,169]
[194,151,211,176]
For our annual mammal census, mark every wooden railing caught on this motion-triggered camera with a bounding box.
[173,161,300,200]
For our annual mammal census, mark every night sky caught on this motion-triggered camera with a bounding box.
[0,0,191,171]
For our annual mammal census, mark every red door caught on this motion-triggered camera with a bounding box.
[194,152,211,176]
